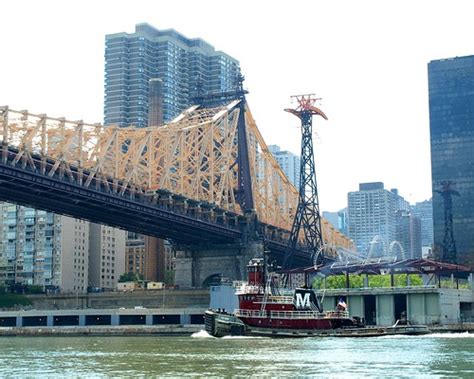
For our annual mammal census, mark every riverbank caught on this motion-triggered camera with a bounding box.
[0,324,202,337]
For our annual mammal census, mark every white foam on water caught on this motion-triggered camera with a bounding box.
[191,330,216,338]
[425,332,474,338]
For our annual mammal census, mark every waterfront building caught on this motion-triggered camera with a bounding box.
[428,55,474,267]
[0,201,127,292]
[268,145,301,188]
[0,203,91,292]
[104,23,241,127]
[125,233,158,282]
[347,182,410,256]
[89,223,126,291]
[60,217,90,293]
[0,204,60,288]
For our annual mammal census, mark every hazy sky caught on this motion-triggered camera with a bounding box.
[1,0,473,211]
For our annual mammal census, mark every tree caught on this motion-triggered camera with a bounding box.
[118,272,143,283]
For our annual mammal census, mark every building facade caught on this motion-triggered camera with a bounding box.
[396,211,422,259]
[268,145,301,188]
[104,23,241,127]
[0,204,92,292]
[89,223,126,291]
[60,217,90,293]
[411,199,434,253]
[348,182,410,256]
[323,209,349,236]
[0,204,61,288]
[0,202,127,293]
[428,55,474,267]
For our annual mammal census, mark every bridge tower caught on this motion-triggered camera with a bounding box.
[174,74,263,287]
[435,181,460,264]
[282,94,328,269]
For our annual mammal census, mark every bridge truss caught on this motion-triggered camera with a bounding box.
[0,102,352,256]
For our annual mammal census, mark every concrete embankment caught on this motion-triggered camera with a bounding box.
[0,325,203,337]
[22,289,209,310]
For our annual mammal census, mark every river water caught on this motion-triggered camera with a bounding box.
[0,332,473,378]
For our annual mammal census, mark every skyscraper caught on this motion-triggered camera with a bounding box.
[396,211,422,259]
[411,199,434,255]
[428,55,474,267]
[104,23,241,127]
[347,182,409,256]
[268,145,301,188]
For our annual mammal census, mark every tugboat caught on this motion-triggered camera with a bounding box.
[204,258,430,337]
[205,258,362,337]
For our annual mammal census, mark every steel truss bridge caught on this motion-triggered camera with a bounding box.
[0,101,351,265]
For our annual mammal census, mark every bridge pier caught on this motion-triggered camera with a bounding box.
[174,241,263,288]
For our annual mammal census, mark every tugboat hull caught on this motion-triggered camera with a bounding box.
[204,309,430,338]
[204,310,246,337]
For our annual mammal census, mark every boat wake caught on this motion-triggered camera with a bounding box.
[425,332,474,338]
[191,330,216,339]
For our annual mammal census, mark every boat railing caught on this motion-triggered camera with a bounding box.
[324,310,350,318]
[257,296,293,304]
[235,309,323,319]
[235,309,350,320]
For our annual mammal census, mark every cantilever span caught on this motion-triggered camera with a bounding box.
[0,102,352,255]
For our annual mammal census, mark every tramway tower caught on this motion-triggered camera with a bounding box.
[282,94,328,269]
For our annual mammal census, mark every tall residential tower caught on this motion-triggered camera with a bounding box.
[104,23,241,127]
[348,182,410,256]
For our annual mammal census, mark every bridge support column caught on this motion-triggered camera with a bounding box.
[78,315,86,327]
[146,314,153,326]
[174,241,264,288]
[174,250,194,288]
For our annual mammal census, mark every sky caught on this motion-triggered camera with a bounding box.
[1,0,473,212]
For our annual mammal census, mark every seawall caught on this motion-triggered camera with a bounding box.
[19,289,209,310]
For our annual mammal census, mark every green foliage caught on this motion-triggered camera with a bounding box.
[27,285,44,294]
[164,270,174,285]
[0,293,32,308]
[312,273,424,289]
[118,272,143,283]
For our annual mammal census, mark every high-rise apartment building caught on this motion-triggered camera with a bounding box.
[0,203,91,292]
[0,204,60,288]
[348,182,410,256]
[89,223,126,291]
[104,23,241,127]
[0,202,127,293]
[268,145,301,188]
[60,217,90,293]
[428,55,474,267]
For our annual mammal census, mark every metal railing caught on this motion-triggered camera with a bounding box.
[235,309,349,320]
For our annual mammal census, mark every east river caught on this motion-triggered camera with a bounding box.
[0,332,473,377]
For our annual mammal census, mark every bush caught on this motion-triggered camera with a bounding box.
[312,273,423,289]
[0,293,32,308]
[118,272,143,283]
